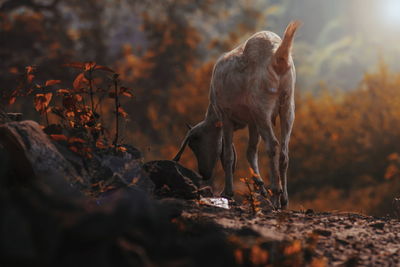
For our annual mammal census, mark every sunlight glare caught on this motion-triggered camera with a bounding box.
[382,0,400,26]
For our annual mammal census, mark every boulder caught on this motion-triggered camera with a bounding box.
[0,120,83,187]
[0,120,154,196]
[87,148,154,196]
[143,160,203,199]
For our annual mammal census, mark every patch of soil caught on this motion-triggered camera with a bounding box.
[181,200,400,266]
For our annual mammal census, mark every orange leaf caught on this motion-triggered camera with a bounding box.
[44,92,52,103]
[84,62,96,71]
[50,134,68,142]
[96,140,108,149]
[26,66,35,74]
[9,67,18,74]
[94,65,115,72]
[65,111,75,118]
[234,249,244,264]
[249,167,260,178]
[73,73,88,90]
[250,245,269,265]
[121,91,133,97]
[117,146,127,152]
[34,93,52,113]
[57,89,70,94]
[385,164,398,180]
[74,94,83,102]
[69,146,78,153]
[120,87,133,97]
[267,189,273,196]
[34,96,45,112]
[68,137,86,144]
[118,107,128,118]
[388,153,399,161]
[284,240,302,255]
[8,96,16,105]
[27,74,35,83]
[45,80,61,86]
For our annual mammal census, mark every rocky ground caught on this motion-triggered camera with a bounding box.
[1,118,400,266]
[181,199,400,266]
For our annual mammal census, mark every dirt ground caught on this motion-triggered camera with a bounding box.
[181,199,400,266]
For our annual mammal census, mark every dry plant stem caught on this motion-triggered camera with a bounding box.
[45,110,49,126]
[88,70,95,113]
[43,87,49,126]
[113,77,119,146]
[244,177,257,215]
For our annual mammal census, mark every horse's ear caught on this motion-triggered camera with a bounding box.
[173,134,190,162]
[185,123,193,130]
[273,21,301,75]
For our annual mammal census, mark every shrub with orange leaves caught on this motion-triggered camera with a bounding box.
[6,61,135,158]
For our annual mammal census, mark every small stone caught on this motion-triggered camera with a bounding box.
[336,238,350,246]
[313,228,332,237]
[369,222,385,230]
[305,208,314,215]
[143,160,201,199]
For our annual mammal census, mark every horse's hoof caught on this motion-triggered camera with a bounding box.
[221,190,234,200]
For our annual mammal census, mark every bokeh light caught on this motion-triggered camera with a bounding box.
[381,0,400,26]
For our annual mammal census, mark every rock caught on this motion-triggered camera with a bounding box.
[305,209,314,215]
[90,151,154,195]
[0,109,22,124]
[0,120,153,196]
[143,160,202,199]
[6,113,23,121]
[369,222,385,230]
[198,186,214,197]
[336,238,350,246]
[0,120,84,187]
[312,229,332,237]
[157,198,186,218]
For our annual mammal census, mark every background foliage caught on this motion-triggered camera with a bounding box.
[2,0,400,215]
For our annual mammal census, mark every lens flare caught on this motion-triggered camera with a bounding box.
[382,0,400,26]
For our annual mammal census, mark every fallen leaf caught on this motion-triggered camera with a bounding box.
[284,240,302,255]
